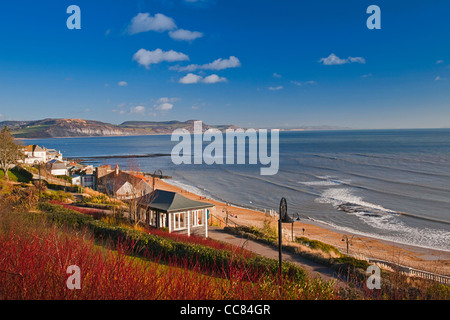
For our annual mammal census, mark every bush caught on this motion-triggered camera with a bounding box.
[42,190,74,202]
[333,256,369,270]
[37,202,94,228]
[56,175,72,183]
[0,185,38,212]
[295,237,342,256]
[37,202,307,282]
[82,194,116,205]
[0,215,337,300]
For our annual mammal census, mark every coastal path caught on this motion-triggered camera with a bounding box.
[208,227,349,287]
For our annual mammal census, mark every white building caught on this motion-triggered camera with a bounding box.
[46,159,68,176]
[22,145,46,164]
[45,148,63,162]
[20,145,63,164]
[71,173,96,189]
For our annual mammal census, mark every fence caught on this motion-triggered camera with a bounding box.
[367,257,450,285]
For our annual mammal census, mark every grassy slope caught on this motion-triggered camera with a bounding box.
[0,167,33,183]
[0,203,338,300]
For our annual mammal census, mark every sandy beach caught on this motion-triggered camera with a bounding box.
[154,178,450,276]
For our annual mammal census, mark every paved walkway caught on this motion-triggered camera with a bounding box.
[208,227,347,286]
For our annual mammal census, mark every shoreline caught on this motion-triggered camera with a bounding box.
[155,178,450,276]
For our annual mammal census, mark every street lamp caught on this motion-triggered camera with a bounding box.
[341,235,354,254]
[278,197,293,276]
[34,160,41,202]
[152,169,163,191]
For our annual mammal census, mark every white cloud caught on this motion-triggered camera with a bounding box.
[118,81,128,87]
[348,56,366,64]
[319,53,347,65]
[179,73,203,84]
[291,80,317,86]
[172,56,241,72]
[169,29,203,41]
[361,73,372,78]
[130,106,146,115]
[154,97,178,112]
[133,48,189,69]
[156,97,179,104]
[202,74,227,84]
[319,53,366,65]
[155,103,173,111]
[273,73,282,78]
[436,60,444,64]
[179,73,227,84]
[435,76,447,81]
[268,86,283,91]
[127,13,176,35]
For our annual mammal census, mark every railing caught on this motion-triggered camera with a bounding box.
[209,213,240,228]
[367,257,450,285]
[211,205,450,286]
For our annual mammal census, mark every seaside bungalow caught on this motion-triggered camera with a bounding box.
[136,189,214,238]
[97,166,153,200]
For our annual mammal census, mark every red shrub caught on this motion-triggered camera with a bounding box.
[0,223,338,300]
[143,226,255,259]
[49,200,106,219]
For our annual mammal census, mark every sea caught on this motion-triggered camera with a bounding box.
[23,129,450,252]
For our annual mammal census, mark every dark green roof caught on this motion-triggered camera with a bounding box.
[137,189,214,213]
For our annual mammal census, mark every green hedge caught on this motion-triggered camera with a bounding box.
[295,236,342,256]
[37,202,307,282]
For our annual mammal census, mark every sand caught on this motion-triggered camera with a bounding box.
[154,178,450,276]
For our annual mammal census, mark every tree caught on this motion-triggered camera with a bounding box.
[0,126,23,180]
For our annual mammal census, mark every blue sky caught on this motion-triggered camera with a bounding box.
[0,0,449,129]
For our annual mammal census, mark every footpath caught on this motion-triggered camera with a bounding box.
[207,227,348,287]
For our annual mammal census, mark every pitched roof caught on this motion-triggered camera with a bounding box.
[47,159,67,170]
[24,145,45,152]
[138,189,214,213]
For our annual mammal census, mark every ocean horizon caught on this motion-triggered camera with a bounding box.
[23,128,450,252]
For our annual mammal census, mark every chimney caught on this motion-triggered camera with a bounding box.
[115,165,119,176]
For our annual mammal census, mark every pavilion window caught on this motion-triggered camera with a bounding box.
[174,212,186,230]
[191,209,204,226]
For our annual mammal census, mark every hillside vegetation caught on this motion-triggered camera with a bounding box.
[2,118,238,138]
[0,181,448,300]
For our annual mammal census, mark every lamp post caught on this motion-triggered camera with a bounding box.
[152,169,163,191]
[34,160,41,202]
[278,197,291,276]
[342,235,354,254]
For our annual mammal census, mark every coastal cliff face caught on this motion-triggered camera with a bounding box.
[2,118,237,138]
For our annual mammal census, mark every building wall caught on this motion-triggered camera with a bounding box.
[81,175,95,188]
[51,169,68,176]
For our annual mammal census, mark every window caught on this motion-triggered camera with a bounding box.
[174,212,185,230]
[84,176,93,183]
[191,209,203,226]
[147,210,157,227]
